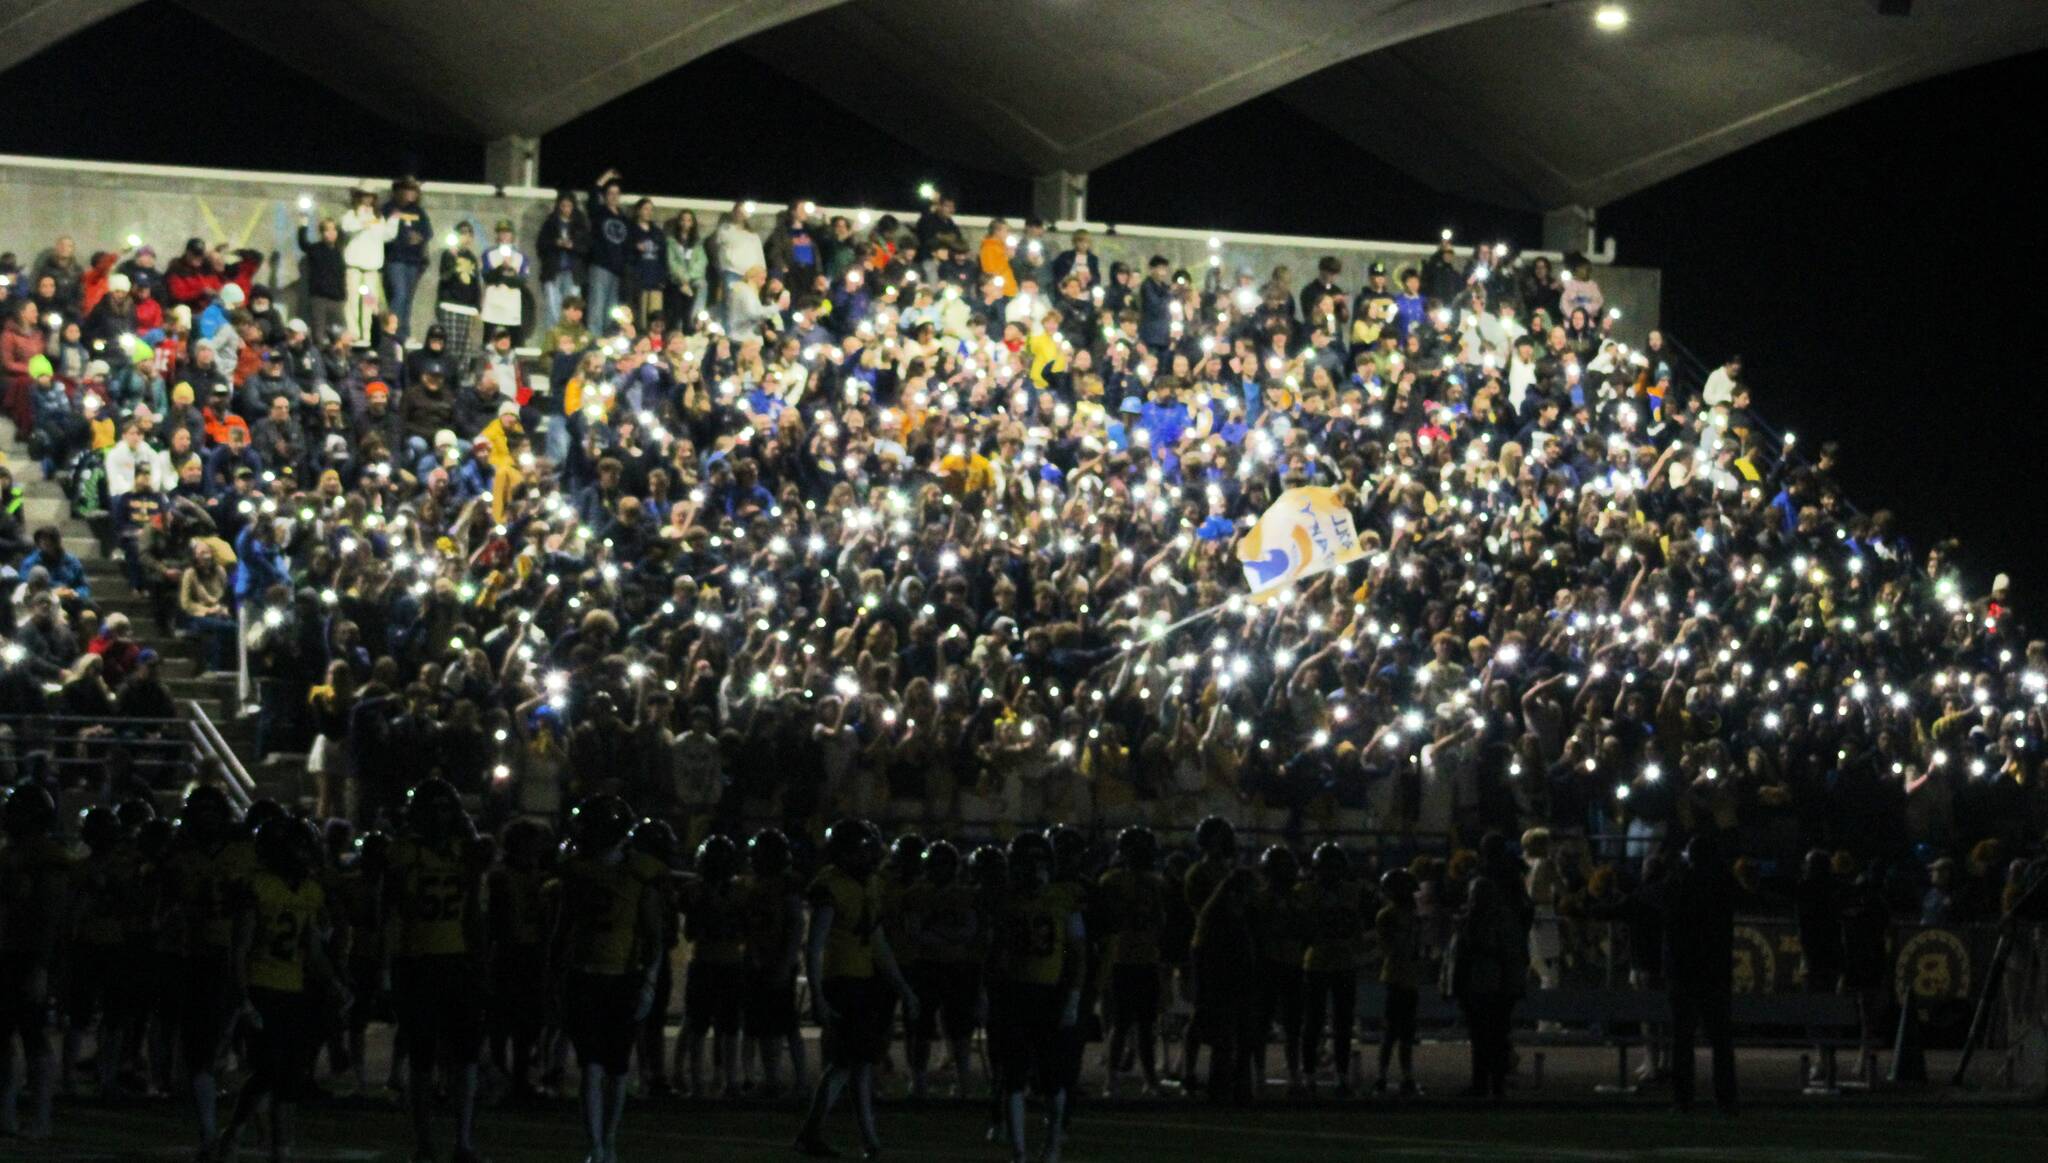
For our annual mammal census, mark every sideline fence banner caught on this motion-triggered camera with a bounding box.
[1576,917,1999,1044]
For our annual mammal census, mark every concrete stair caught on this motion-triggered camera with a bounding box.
[6,425,265,791]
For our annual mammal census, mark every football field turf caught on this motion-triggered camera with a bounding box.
[24,1099,2048,1162]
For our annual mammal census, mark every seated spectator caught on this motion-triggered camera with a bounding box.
[19,526,90,612]
[178,539,237,673]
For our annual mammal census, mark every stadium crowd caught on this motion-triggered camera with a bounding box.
[1,173,2046,1160]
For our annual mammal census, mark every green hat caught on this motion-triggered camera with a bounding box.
[27,354,53,379]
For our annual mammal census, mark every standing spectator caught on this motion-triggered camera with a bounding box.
[479,219,530,345]
[1523,826,1565,992]
[979,220,1016,296]
[711,206,765,327]
[31,235,84,308]
[1519,255,1563,321]
[1588,853,1673,1083]
[818,214,858,281]
[1299,256,1345,323]
[624,198,666,329]
[664,210,707,330]
[340,185,399,347]
[232,517,288,612]
[1701,354,1743,407]
[434,222,483,364]
[1050,228,1099,290]
[585,169,630,326]
[381,176,432,341]
[536,190,590,331]
[1659,831,1738,1113]
[1448,874,1521,1100]
[1420,236,1463,304]
[1837,859,1892,1082]
[725,267,783,342]
[1559,258,1605,320]
[3,299,46,431]
[1137,256,1173,350]
[762,202,819,287]
[296,209,348,342]
[914,193,957,252]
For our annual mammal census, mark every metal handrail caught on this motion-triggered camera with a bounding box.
[183,699,256,810]
[1661,329,1865,519]
[0,713,200,781]
[0,714,188,728]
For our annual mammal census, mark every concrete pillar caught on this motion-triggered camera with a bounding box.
[484,135,539,189]
[1032,170,1088,226]
[1542,204,1595,256]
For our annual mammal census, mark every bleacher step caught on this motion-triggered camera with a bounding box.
[11,429,268,795]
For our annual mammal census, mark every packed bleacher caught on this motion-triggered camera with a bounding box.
[1,174,2046,1157]
[5,177,2038,872]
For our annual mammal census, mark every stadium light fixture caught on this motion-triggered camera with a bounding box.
[1594,4,1628,31]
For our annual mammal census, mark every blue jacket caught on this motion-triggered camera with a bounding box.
[233,523,289,602]
[1140,399,1191,452]
[382,199,433,267]
[19,549,90,602]
[1138,277,1174,347]
[1393,293,1426,338]
[204,445,264,496]
[453,457,495,504]
[197,301,232,341]
[587,190,630,275]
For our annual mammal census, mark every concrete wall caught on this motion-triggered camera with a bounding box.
[1,153,1660,340]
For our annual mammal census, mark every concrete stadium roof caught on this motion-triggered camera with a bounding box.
[12,0,2048,212]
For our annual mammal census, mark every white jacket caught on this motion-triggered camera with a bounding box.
[341,208,401,272]
[105,439,172,498]
[713,222,765,276]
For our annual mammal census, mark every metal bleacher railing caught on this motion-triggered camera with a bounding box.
[184,698,257,809]
[1660,330,1858,516]
[0,708,255,810]
[0,714,193,783]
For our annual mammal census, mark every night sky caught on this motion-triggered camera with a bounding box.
[5,2,2043,593]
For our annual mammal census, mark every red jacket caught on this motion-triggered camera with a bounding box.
[2,323,45,378]
[202,407,247,447]
[165,253,259,310]
[80,253,119,318]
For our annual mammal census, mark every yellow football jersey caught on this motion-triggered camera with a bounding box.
[807,865,878,981]
[739,872,801,969]
[165,840,253,954]
[388,837,475,958]
[74,846,142,947]
[875,868,920,966]
[245,871,325,993]
[1299,880,1368,973]
[0,834,79,954]
[557,851,664,975]
[1252,882,1307,967]
[1096,868,1166,966]
[997,887,1069,987]
[911,881,983,966]
[490,865,552,948]
[680,877,747,966]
